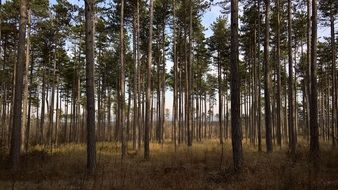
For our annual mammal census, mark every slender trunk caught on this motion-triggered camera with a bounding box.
[264,0,273,153]
[40,64,46,144]
[187,0,193,147]
[10,0,27,171]
[257,0,262,152]
[306,0,312,143]
[26,52,34,148]
[120,0,126,159]
[55,85,60,145]
[127,89,131,143]
[85,0,96,174]
[161,14,166,144]
[288,0,295,158]
[231,0,243,172]
[309,0,319,166]
[22,9,31,152]
[145,0,154,160]
[49,48,56,147]
[173,0,178,151]
[132,5,138,150]
[218,52,223,144]
[330,6,336,147]
[276,0,282,147]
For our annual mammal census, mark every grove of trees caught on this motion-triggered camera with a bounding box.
[0,0,337,177]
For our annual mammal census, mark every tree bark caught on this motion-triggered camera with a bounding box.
[330,3,336,147]
[173,0,178,151]
[132,1,138,150]
[257,0,262,152]
[22,9,31,153]
[218,52,223,144]
[10,0,27,171]
[85,0,96,174]
[187,0,193,147]
[119,0,126,159]
[145,0,154,160]
[264,0,273,153]
[230,0,243,172]
[288,0,296,158]
[309,0,319,166]
[276,0,282,147]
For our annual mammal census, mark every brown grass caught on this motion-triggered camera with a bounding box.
[0,140,337,190]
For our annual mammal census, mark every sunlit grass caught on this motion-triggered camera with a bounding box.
[0,139,337,189]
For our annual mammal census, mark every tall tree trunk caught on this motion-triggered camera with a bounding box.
[218,52,223,144]
[49,48,57,148]
[132,3,138,150]
[253,24,257,146]
[145,0,154,160]
[26,51,34,148]
[309,0,319,166]
[85,0,96,174]
[306,0,312,143]
[276,0,282,147]
[137,0,142,150]
[264,0,273,153]
[119,0,126,159]
[284,59,288,143]
[161,14,166,145]
[22,9,31,153]
[257,0,262,152]
[330,4,336,147]
[55,85,60,145]
[187,0,193,147]
[173,0,178,151]
[10,0,27,171]
[0,0,2,147]
[127,89,131,143]
[230,0,243,172]
[288,0,296,158]
[40,64,46,144]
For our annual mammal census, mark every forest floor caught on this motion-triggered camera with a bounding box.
[0,140,338,190]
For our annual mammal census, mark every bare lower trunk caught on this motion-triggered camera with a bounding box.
[85,0,96,174]
[309,0,319,166]
[264,0,273,153]
[144,0,154,160]
[10,0,27,171]
[230,0,243,172]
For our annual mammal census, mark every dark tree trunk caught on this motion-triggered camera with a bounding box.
[145,0,154,160]
[257,0,262,152]
[85,0,96,174]
[218,52,223,145]
[187,0,193,147]
[173,0,178,151]
[306,0,312,143]
[330,4,336,147]
[288,0,296,158]
[120,0,126,159]
[264,0,273,153]
[132,3,138,150]
[309,0,319,166]
[276,0,282,147]
[230,0,243,172]
[10,0,27,171]
[22,9,31,153]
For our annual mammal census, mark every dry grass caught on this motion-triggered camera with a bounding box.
[0,140,338,190]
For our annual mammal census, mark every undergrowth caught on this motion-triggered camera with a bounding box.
[0,140,337,190]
